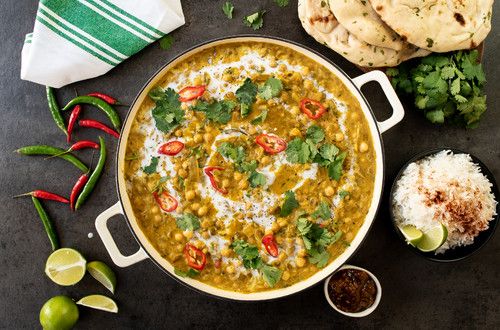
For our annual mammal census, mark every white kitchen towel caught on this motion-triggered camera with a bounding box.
[21,0,185,88]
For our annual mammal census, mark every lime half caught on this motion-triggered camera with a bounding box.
[77,295,118,313]
[416,224,448,252]
[87,261,117,294]
[39,295,79,330]
[399,225,424,246]
[45,248,87,286]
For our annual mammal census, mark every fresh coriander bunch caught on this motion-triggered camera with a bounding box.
[386,50,487,128]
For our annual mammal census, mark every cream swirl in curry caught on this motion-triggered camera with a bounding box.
[124,42,375,292]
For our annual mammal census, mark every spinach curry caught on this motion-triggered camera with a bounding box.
[124,42,375,293]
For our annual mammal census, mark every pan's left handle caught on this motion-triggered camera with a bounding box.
[352,70,404,133]
[95,201,148,267]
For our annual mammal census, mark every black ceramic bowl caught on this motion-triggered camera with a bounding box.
[389,148,499,262]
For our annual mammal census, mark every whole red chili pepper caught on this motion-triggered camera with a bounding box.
[14,190,69,204]
[45,140,99,159]
[67,105,82,143]
[79,119,120,139]
[70,173,89,211]
[87,92,120,105]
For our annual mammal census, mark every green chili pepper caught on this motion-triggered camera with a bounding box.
[62,96,121,131]
[32,196,60,250]
[75,136,106,210]
[16,145,88,172]
[46,86,68,136]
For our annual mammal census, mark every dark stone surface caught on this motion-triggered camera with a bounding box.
[1,0,499,328]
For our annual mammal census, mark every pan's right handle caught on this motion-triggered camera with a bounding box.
[352,70,405,133]
[95,201,148,267]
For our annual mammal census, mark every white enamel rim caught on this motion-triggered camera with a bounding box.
[96,36,404,301]
[323,265,382,317]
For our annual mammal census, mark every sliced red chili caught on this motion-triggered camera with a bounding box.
[262,234,279,257]
[184,244,207,271]
[255,134,287,154]
[178,85,206,102]
[204,166,228,195]
[300,98,326,119]
[158,141,185,156]
[153,191,178,212]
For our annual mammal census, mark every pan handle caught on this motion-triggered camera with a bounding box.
[352,70,404,133]
[95,201,148,267]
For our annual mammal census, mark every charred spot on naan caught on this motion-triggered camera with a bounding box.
[454,13,466,26]
[309,13,337,33]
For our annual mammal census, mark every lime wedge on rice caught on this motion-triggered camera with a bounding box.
[76,295,118,313]
[45,248,86,286]
[416,223,448,252]
[398,225,423,246]
[87,261,117,294]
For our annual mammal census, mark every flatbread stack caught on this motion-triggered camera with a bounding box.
[298,0,494,68]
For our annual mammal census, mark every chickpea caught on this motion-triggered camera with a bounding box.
[150,205,160,215]
[295,257,306,267]
[194,134,203,143]
[261,156,271,166]
[201,219,211,229]
[203,132,212,142]
[178,168,188,178]
[198,206,208,216]
[290,106,300,115]
[303,80,313,90]
[335,132,344,142]
[277,218,288,228]
[290,127,301,137]
[282,270,291,281]
[183,230,193,239]
[221,248,231,257]
[359,142,369,153]
[248,126,257,135]
[174,232,184,242]
[271,222,280,232]
[185,190,196,201]
[324,186,335,197]
[190,203,200,211]
[278,63,287,72]
[238,179,249,189]
[222,178,230,188]
[226,265,235,274]
[202,231,210,239]
[278,252,287,262]
[174,129,182,137]
[154,215,162,223]
[233,172,243,180]
[298,249,307,257]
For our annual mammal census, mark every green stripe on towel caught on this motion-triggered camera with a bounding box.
[42,0,151,57]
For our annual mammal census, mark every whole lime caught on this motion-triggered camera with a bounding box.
[39,295,79,330]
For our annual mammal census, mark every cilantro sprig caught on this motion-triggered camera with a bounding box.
[280,190,299,216]
[143,156,159,174]
[217,142,264,187]
[296,217,342,267]
[149,87,184,133]
[191,99,236,124]
[176,213,200,231]
[230,240,282,287]
[285,126,347,180]
[236,78,257,117]
[222,2,234,19]
[243,10,266,30]
[387,50,487,128]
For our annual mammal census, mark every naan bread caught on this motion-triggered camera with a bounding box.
[298,0,429,67]
[328,0,404,50]
[370,0,493,52]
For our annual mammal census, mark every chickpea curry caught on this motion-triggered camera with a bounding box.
[124,42,376,293]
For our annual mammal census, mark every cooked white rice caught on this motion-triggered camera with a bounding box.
[392,150,497,254]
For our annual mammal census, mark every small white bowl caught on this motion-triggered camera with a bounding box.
[324,264,382,317]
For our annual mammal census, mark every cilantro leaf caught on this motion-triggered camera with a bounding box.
[191,99,236,124]
[218,142,245,163]
[274,0,289,7]
[261,265,282,287]
[461,50,486,84]
[251,110,268,125]
[231,240,262,269]
[249,170,266,187]
[236,78,257,117]
[159,35,174,50]
[222,2,234,19]
[308,249,330,268]
[151,88,184,133]
[258,78,283,100]
[243,10,265,30]
[286,138,311,164]
[312,201,331,220]
[176,213,200,231]
[280,191,299,216]
[143,157,159,174]
[306,125,325,143]
[327,151,346,181]
[174,268,200,278]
